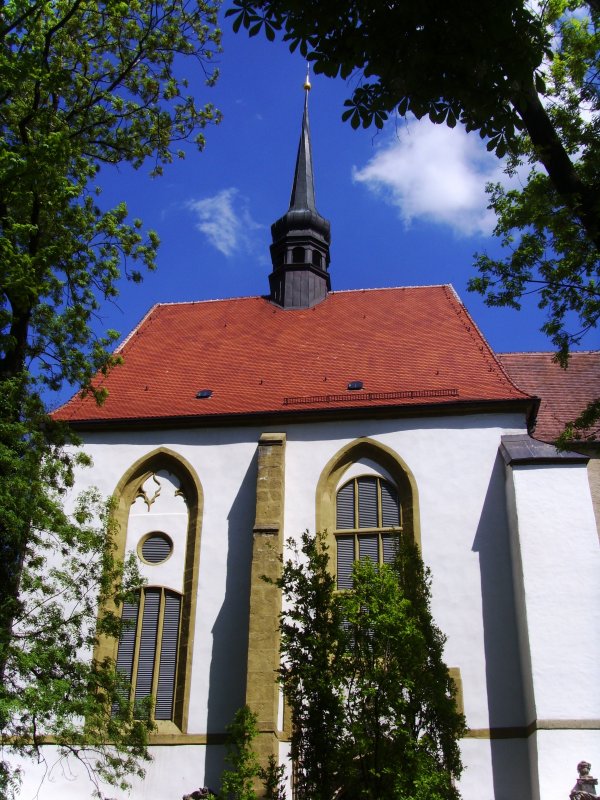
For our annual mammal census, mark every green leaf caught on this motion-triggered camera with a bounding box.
[232,12,244,33]
[534,71,547,94]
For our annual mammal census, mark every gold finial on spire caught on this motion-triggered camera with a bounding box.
[304,63,311,91]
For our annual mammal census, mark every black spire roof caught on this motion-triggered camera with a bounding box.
[268,79,331,309]
[290,91,317,211]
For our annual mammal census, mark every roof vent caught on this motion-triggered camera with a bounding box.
[196,389,212,399]
[347,380,363,391]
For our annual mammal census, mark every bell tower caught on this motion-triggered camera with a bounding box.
[268,70,331,308]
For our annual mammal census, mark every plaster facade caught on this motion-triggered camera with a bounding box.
[15,408,599,800]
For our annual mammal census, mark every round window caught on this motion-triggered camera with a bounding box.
[139,532,173,564]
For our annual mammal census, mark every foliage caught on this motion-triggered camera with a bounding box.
[0,0,221,792]
[0,0,221,391]
[556,397,600,446]
[220,706,262,800]
[226,0,546,146]
[470,2,599,361]
[0,433,152,799]
[469,1,599,439]
[227,0,599,440]
[259,755,286,800]
[218,706,286,800]
[273,532,347,800]
[272,531,465,800]
[226,0,597,240]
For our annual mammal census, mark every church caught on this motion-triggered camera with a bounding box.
[34,80,600,800]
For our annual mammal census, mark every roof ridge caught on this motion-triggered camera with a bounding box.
[148,295,264,309]
[147,285,453,307]
[111,286,456,323]
[498,350,600,356]
[330,284,451,294]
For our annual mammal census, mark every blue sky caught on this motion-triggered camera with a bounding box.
[87,13,598,397]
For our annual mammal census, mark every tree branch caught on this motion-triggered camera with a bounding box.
[511,77,600,251]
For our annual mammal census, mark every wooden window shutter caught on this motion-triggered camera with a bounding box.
[115,597,139,683]
[336,481,355,529]
[135,589,160,705]
[141,533,172,564]
[337,537,354,589]
[382,533,399,564]
[381,482,400,527]
[358,477,378,528]
[113,596,140,713]
[358,534,378,564]
[155,591,181,720]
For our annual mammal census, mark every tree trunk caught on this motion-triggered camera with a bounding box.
[511,77,600,251]
[0,304,31,381]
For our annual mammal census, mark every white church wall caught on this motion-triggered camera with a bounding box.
[505,461,600,799]
[281,411,527,732]
[68,429,261,737]
[16,408,585,800]
[14,743,224,800]
[458,738,531,800]
[507,463,600,718]
[281,412,530,798]
[127,471,189,592]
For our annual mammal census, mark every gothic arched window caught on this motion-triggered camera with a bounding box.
[335,475,401,589]
[103,452,203,734]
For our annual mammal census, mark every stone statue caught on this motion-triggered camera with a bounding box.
[182,788,216,800]
[570,761,598,800]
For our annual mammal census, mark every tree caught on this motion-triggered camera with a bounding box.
[272,532,348,800]
[468,3,599,361]
[227,0,599,438]
[220,706,263,800]
[272,532,465,800]
[0,0,221,792]
[1,0,221,390]
[216,706,286,800]
[227,0,597,244]
[0,459,152,799]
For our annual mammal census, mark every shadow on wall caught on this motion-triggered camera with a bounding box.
[204,451,258,789]
[472,451,531,800]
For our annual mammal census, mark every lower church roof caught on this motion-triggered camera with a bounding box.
[54,285,532,426]
[498,351,600,443]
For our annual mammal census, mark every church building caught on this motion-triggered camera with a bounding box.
[38,80,600,800]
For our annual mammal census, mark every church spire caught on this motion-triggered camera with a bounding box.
[289,69,316,212]
[268,69,331,309]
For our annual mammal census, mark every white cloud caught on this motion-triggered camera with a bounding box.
[186,188,262,257]
[352,118,508,236]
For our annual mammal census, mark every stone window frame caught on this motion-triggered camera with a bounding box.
[315,439,465,720]
[315,438,420,587]
[95,447,203,735]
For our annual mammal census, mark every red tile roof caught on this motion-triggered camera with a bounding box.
[498,351,600,442]
[54,286,532,426]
